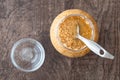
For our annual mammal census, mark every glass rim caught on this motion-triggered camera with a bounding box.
[10,38,45,72]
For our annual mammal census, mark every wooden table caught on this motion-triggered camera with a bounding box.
[0,0,119,80]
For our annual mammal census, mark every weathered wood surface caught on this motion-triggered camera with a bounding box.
[0,0,119,80]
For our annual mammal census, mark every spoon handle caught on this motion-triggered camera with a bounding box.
[77,35,114,59]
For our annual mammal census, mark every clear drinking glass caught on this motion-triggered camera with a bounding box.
[10,38,45,72]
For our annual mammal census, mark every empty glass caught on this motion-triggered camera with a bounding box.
[11,38,45,72]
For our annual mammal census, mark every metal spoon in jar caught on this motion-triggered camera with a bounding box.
[76,25,114,59]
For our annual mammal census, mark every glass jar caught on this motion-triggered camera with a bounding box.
[50,9,99,58]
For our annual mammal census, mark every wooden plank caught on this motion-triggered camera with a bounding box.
[0,0,119,80]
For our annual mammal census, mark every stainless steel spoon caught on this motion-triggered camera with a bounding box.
[76,25,114,59]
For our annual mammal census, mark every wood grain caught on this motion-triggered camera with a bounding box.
[0,0,119,80]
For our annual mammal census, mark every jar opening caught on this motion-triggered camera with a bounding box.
[56,14,95,52]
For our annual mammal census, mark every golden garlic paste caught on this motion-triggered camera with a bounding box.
[59,16,92,50]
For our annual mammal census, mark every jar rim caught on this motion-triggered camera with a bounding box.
[55,14,95,52]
